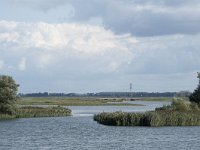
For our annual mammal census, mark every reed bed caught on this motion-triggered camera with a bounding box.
[94,100,200,127]
[0,106,71,119]
[0,114,16,120]
[94,111,200,127]
[16,106,71,118]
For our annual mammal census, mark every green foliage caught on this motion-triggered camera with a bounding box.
[156,100,200,112]
[189,84,200,105]
[171,100,190,111]
[0,75,19,114]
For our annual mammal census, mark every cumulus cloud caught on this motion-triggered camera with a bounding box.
[0,20,200,92]
[1,0,200,92]
[2,0,200,36]
[0,20,136,73]
[130,34,200,74]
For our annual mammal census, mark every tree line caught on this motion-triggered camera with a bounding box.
[1,74,200,115]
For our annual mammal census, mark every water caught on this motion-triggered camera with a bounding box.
[69,101,171,116]
[0,101,200,150]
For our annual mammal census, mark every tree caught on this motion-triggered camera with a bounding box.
[0,75,19,114]
[189,72,200,105]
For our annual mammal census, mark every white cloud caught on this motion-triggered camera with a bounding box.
[1,20,200,92]
[2,0,200,36]
[1,20,200,76]
[0,20,17,30]
[0,32,19,43]
[0,20,136,72]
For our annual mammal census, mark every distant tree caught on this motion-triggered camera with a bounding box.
[0,75,19,114]
[189,72,200,105]
[176,91,191,97]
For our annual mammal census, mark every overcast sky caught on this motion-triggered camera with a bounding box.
[0,0,200,93]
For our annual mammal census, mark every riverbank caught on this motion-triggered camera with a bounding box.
[140,97,188,102]
[17,97,144,106]
[0,106,71,120]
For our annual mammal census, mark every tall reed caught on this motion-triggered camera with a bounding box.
[94,100,200,127]
[94,111,200,127]
[0,106,71,119]
[0,114,16,120]
[16,106,71,118]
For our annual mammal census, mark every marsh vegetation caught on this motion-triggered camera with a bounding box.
[17,97,143,106]
[94,100,200,127]
[0,106,71,119]
[16,106,71,118]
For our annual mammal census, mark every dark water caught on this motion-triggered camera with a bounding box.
[0,102,200,150]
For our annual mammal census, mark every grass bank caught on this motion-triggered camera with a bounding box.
[140,97,188,102]
[94,100,200,127]
[0,106,71,120]
[17,97,143,106]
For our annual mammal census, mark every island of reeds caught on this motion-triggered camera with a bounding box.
[94,100,200,126]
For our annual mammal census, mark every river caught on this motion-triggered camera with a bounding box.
[0,101,200,150]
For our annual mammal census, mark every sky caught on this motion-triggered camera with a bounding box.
[0,0,200,93]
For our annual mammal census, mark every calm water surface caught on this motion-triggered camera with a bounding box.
[0,101,200,150]
[69,101,171,116]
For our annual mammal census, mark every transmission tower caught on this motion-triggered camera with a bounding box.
[130,83,132,92]
[130,83,133,98]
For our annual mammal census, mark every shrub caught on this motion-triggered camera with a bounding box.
[155,100,199,112]
[0,75,19,115]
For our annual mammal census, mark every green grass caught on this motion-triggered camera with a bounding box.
[94,100,200,127]
[17,97,143,106]
[16,106,71,118]
[140,97,188,102]
[0,106,71,120]
[0,114,16,120]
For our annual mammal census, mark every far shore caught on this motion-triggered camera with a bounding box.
[17,97,149,106]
